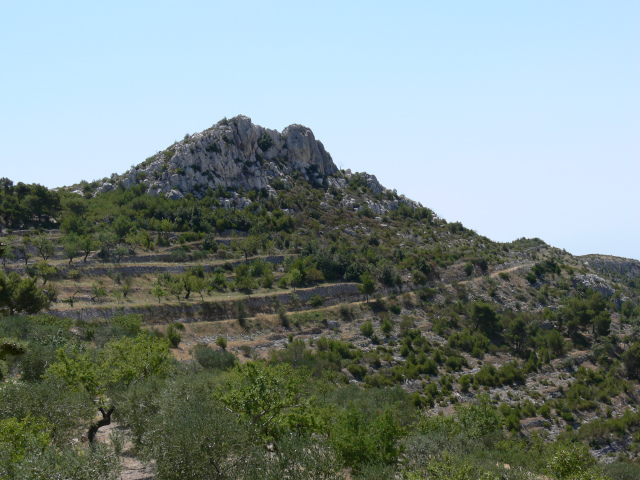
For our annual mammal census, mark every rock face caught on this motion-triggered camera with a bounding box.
[93,115,421,215]
[579,255,640,280]
[573,274,615,298]
[97,115,338,199]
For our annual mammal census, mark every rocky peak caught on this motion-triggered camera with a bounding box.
[90,115,421,217]
[96,115,337,199]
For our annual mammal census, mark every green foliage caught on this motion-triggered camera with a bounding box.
[32,234,55,261]
[474,361,525,387]
[0,378,95,446]
[232,235,261,261]
[310,293,324,307]
[420,395,502,439]
[235,300,247,327]
[0,147,634,478]
[1,442,121,480]
[447,329,489,358]
[91,282,108,302]
[546,443,603,479]
[330,404,404,470]
[381,315,393,335]
[18,342,57,382]
[0,415,52,466]
[194,344,236,370]
[150,283,167,303]
[622,342,640,379]
[47,334,173,397]
[326,387,413,470]
[357,271,376,302]
[257,132,274,151]
[146,386,249,480]
[287,267,303,292]
[0,337,27,380]
[215,335,227,350]
[360,319,374,338]
[464,262,474,277]
[166,322,184,348]
[470,301,501,335]
[531,258,561,278]
[0,271,48,316]
[111,314,142,337]
[561,289,610,338]
[503,314,529,354]
[405,453,500,480]
[219,361,313,440]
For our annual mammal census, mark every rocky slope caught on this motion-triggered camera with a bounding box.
[94,115,340,199]
[579,254,640,282]
[85,115,422,217]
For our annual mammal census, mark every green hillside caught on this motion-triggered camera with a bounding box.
[1,117,640,479]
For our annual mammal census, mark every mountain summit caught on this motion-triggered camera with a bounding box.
[95,115,339,200]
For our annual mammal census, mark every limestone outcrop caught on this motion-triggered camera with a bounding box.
[93,115,422,214]
[96,115,337,199]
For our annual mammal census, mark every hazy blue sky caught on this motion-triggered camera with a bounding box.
[1,1,638,260]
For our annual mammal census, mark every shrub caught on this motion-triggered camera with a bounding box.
[547,443,597,479]
[339,304,354,321]
[112,314,142,337]
[169,248,189,263]
[277,306,290,328]
[360,320,374,338]
[329,404,405,470]
[236,301,247,327]
[194,345,236,370]
[309,293,324,307]
[347,363,367,380]
[201,234,219,252]
[257,133,274,152]
[464,262,474,277]
[381,316,393,335]
[167,323,184,348]
[459,375,471,393]
[215,336,227,350]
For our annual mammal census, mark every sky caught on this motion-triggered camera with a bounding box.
[1,1,638,260]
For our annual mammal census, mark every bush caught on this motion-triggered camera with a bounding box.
[464,262,474,277]
[347,363,367,380]
[166,323,184,348]
[194,345,236,370]
[381,316,393,335]
[169,248,189,263]
[236,301,247,327]
[329,402,406,470]
[201,234,219,252]
[145,381,249,480]
[309,293,324,307]
[360,320,374,338]
[547,443,598,479]
[339,304,354,321]
[277,306,290,328]
[19,344,57,382]
[215,336,227,350]
[112,314,142,337]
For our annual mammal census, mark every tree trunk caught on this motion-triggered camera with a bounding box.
[88,406,115,444]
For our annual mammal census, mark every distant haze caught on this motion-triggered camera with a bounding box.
[1,2,638,260]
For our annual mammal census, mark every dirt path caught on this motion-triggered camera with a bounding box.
[96,423,154,480]
[458,262,534,285]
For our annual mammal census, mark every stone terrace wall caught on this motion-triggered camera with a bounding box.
[47,283,361,324]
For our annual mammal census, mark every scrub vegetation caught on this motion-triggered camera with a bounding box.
[1,126,640,478]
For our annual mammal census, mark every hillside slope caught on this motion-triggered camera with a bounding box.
[1,117,640,478]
